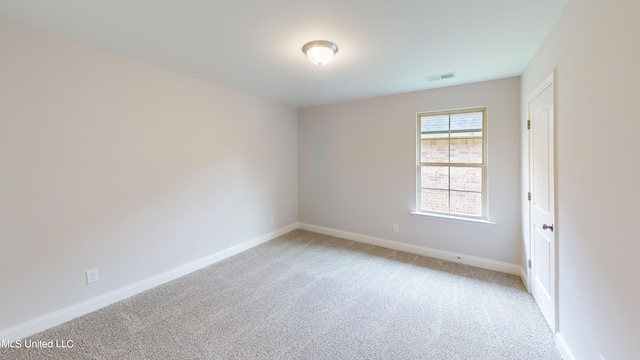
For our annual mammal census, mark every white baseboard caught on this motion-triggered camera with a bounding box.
[0,223,298,341]
[520,266,530,291]
[299,223,523,276]
[555,332,575,360]
[1,222,527,341]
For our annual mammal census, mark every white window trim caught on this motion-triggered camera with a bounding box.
[410,211,496,227]
[415,107,490,221]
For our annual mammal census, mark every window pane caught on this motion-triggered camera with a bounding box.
[450,112,482,135]
[450,138,482,164]
[417,108,486,219]
[450,167,482,192]
[420,114,449,139]
[421,166,449,190]
[450,191,482,216]
[421,139,449,163]
[421,189,449,213]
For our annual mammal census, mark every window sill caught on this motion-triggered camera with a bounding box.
[410,212,496,227]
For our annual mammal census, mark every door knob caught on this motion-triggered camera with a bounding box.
[542,224,554,232]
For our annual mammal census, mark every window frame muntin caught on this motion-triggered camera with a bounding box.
[416,107,488,220]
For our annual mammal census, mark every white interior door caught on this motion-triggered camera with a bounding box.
[528,72,556,332]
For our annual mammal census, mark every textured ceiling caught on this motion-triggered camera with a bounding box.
[0,0,568,107]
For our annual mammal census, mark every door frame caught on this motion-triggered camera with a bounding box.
[526,71,558,333]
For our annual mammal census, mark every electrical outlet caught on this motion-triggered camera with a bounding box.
[269,216,274,224]
[392,224,399,233]
[86,269,99,284]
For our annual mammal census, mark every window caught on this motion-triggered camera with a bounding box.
[417,108,487,219]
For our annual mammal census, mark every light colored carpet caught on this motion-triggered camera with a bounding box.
[0,230,561,359]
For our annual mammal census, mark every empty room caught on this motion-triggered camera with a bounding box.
[1,0,638,359]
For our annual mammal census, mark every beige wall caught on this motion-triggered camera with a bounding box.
[521,0,640,358]
[0,19,298,331]
[299,77,521,264]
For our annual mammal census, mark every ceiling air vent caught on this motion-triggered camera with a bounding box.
[426,72,456,82]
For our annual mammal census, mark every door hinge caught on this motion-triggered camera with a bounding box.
[528,192,531,201]
[527,120,530,129]
[528,259,532,269]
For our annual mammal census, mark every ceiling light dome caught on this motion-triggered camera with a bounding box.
[302,40,338,66]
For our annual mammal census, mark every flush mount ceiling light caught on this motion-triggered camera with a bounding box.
[302,40,338,66]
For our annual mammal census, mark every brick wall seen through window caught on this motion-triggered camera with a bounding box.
[417,108,487,219]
